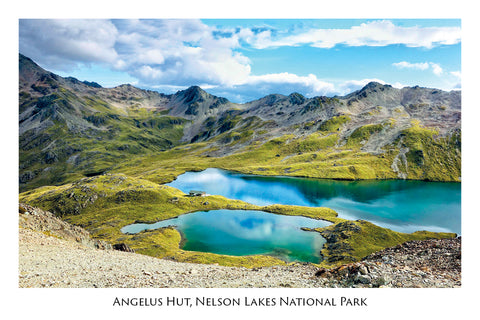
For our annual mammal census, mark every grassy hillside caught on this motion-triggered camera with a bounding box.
[109,118,460,189]
[19,87,187,191]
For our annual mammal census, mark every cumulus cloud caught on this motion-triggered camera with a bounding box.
[112,19,251,87]
[244,73,335,95]
[19,19,251,87]
[19,19,119,71]
[430,63,443,76]
[248,20,461,49]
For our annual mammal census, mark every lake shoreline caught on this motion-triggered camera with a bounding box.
[19,204,461,288]
[122,209,330,264]
[167,168,461,235]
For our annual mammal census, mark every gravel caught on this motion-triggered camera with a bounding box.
[19,228,324,288]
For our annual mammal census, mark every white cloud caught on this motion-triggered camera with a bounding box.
[19,19,252,87]
[450,71,461,79]
[248,20,461,49]
[392,61,430,70]
[393,61,444,76]
[114,19,252,87]
[244,73,335,95]
[335,78,387,95]
[19,19,119,71]
[430,63,443,76]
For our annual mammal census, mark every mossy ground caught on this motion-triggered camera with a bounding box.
[397,122,461,181]
[112,129,397,184]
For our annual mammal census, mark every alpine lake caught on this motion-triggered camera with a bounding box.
[122,168,461,263]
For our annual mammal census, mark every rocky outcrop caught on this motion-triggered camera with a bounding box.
[314,238,461,288]
[316,219,456,267]
[19,203,111,250]
[113,243,135,253]
[317,221,360,263]
[363,237,461,273]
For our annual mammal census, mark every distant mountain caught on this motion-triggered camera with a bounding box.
[19,54,461,191]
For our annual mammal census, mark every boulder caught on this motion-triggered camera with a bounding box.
[113,243,135,253]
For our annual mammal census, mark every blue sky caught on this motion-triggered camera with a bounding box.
[19,19,461,103]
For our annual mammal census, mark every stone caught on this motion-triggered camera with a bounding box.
[356,275,371,284]
[337,265,349,277]
[372,276,387,287]
[359,265,368,275]
[113,243,135,253]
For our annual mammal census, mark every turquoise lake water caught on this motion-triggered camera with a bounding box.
[121,209,331,263]
[123,168,461,263]
[166,168,461,235]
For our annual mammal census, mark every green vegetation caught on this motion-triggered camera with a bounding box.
[19,87,187,191]
[318,115,351,132]
[262,204,342,224]
[316,220,456,268]
[346,123,385,146]
[111,123,401,184]
[397,122,461,181]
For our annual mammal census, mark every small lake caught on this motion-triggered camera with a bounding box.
[167,168,461,234]
[121,209,330,263]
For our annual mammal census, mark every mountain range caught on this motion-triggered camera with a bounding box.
[19,53,461,192]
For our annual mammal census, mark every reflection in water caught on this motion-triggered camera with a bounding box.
[122,210,330,263]
[167,168,461,234]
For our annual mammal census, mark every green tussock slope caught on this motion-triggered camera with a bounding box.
[19,88,187,192]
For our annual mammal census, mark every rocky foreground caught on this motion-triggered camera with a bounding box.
[18,204,461,288]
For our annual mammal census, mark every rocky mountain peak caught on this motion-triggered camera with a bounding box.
[355,82,393,95]
[176,86,209,105]
[19,53,51,88]
[363,81,390,90]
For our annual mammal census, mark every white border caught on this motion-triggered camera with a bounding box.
[4,1,478,319]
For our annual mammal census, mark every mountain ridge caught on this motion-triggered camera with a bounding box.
[19,54,461,191]
[20,53,460,114]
